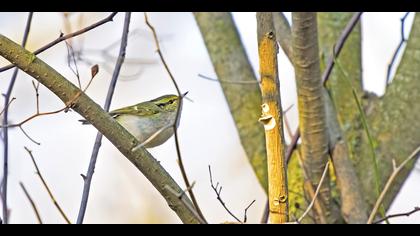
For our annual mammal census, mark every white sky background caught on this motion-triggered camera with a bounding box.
[0,12,419,224]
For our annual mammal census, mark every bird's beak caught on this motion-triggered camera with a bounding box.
[181,91,189,98]
[180,91,193,103]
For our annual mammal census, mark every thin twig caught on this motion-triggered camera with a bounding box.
[373,207,420,224]
[321,12,363,84]
[198,73,260,84]
[243,199,256,223]
[19,126,40,145]
[65,40,82,89]
[0,12,118,74]
[297,161,330,223]
[385,12,411,86]
[31,81,40,113]
[76,12,131,224]
[367,146,420,224]
[0,97,16,117]
[208,165,241,223]
[24,147,71,224]
[2,12,33,224]
[19,182,43,224]
[0,65,98,145]
[144,12,207,224]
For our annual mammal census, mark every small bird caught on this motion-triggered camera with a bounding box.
[80,93,187,148]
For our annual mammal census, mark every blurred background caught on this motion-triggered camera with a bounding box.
[0,12,419,223]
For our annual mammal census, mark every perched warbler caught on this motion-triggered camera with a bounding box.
[80,93,187,148]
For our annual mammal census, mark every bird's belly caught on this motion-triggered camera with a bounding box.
[116,114,174,148]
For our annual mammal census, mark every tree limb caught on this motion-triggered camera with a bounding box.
[76,12,131,224]
[0,33,201,224]
[194,12,268,192]
[257,12,288,223]
[292,12,337,223]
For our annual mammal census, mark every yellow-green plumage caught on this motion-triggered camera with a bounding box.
[81,94,183,148]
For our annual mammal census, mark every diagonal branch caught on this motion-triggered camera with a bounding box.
[76,12,131,224]
[24,147,71,224]
[321,12,363,85]
[0,33,201,224]
[19,182,43,224]
[0,12,118,74]
[367,146,420,224]
[297,161,330,223]
[373,206,420,224]
[385,12,411,86]
[144,12,207,224]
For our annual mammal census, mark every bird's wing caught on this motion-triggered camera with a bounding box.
[109,102,161,117]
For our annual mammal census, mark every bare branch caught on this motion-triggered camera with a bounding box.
[0,64,98,145]
[19,182,43,224]
[2,12,33,224]
[208,165,255,224]
[65,40,82,89]
[297,161,330,223]
[367,146,420,224]
[0,33,202,224]
[243,199,256,223]
[24,147,71,224]
[144,12,207,224]
[373,206,420,224]
[0,12,118,74]
[19,126,40,145]
[77,12,131,224]
[198,73,260,84]
[321,12,363,84]
[0,97,16,117]
[385,12,411,86]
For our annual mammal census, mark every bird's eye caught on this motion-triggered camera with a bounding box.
[169,99,174,104]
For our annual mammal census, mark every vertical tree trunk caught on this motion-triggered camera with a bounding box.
[194,12,268,192]
[257,12,288,223]
[292,12,339,223]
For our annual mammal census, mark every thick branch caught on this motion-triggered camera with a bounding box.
[0,34,201,224]
[194,12,268,192]
[292,12,337,223]
[257,12,288,223]
[324,89,368,223]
